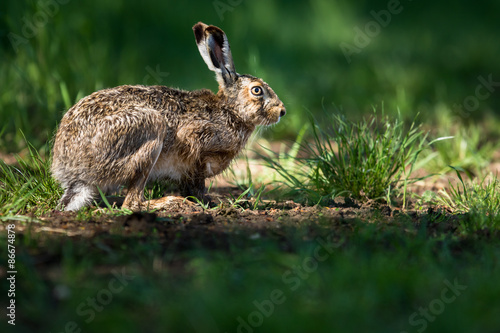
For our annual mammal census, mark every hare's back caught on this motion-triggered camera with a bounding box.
[55,85,176,148]
[62,85,181,120]
[52,86,175,182]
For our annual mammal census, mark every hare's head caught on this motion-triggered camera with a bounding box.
[193,22,286,126]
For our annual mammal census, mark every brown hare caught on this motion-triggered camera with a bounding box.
[52,22,286,211]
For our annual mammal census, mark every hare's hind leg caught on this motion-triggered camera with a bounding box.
[121,142,194,212]
[60,182,98,211]
[121,140,163,212]
[121,140,190,212]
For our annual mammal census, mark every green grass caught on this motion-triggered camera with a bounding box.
[263,112,428,207]
[435,170,500,232]
[0,142,61,217]
[2,216,500,333]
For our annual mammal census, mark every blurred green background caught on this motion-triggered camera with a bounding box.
[1,0,499,151]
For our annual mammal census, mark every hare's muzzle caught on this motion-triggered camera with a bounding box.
[268,105,286,125]
[279,107,286,118]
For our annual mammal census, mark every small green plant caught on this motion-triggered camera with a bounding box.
[224,183,267,211]
[437,168,500,231]
[94,187,133,215]
[252,185,266,210]
[185,196,214,210]
[225,186,253,211]
[263,112,429,207]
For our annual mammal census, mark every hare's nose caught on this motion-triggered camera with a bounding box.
[279,107,286,118]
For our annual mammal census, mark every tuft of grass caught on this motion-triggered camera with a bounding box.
[262,112,429,207]
[0,142,61,217]
[437,169,500,231]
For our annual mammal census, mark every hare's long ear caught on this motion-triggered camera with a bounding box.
[193,22,237,87]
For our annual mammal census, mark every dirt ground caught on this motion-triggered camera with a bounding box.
[4,185,461,244]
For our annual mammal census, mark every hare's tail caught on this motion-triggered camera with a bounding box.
[59,182,98,211]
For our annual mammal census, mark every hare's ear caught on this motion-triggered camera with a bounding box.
[193,22,237,87]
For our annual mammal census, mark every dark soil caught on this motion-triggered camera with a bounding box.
[4,186,459,243]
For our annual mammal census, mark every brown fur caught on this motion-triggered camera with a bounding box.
[51,22,285,211]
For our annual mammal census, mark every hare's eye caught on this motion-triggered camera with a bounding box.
[251,86,263,96]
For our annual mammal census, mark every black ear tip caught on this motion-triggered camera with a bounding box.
[193,22,205,44]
